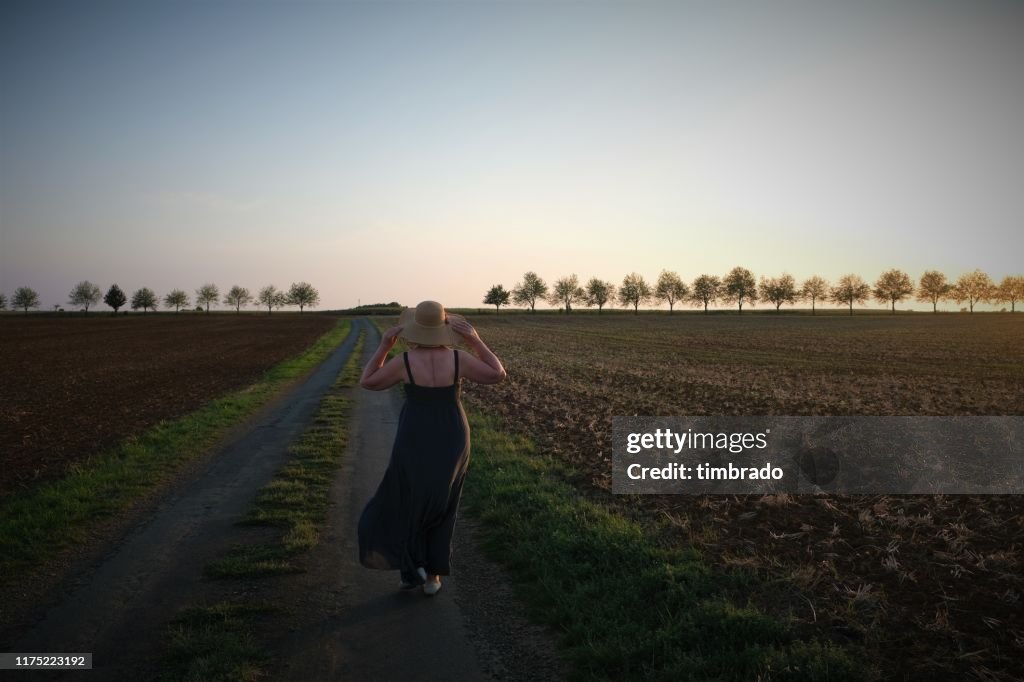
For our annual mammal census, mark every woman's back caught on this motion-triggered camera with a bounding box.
[402,347,461,388]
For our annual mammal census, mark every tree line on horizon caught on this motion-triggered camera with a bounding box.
[0,281,321,315]
[482,269,1023,315]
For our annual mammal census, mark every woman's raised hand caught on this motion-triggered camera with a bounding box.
[382,325,403,346]
[449,317,480,344]
[448,316,506,383]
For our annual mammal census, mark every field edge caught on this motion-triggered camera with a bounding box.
[0,318,353,595]
[460,410,873,681]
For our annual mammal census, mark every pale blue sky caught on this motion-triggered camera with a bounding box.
[1,0,1021,311]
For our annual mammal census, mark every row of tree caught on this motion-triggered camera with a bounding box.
[0,281,321,314]
[483,269,1023,314]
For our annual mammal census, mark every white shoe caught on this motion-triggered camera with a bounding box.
[423,579,442,596]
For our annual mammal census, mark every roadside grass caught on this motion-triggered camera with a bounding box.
[0,319,352,586]
[203,544,299,580]
[160,601,278,682]
[161,326,365,680]
[461,412,871,681]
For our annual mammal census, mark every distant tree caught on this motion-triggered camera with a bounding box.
[259,285,282,314]
[996,275,1024,312]
[548,274,585,313]
[689,274,721,313]
[287,282,320,313]
[354,301,402,310]
[873,268,914,313]
[224,285,253,313]
[618,272,652,314]
[13,286,40,313]
[951,269,995,313]
[195,283,219,313]
[0,292,6,310]
[164,288,190,313]
[584,278,615,313]
[759,274,798,312]
[916,270,950,313]
[104,284,127,313]
[831,274,871,316]
[800,275,829,315]
[131,287,158,313]
[655,270,689,313]
[483,284,511,313]
[723,266,757,314]
[69,280,101,313]
[512,271,548,312]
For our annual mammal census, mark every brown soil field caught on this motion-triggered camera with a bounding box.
[0,313,338,493]
[456,313,1024,681]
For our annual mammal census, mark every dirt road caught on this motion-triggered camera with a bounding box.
[8,318,564,680]
[255,321,564,680]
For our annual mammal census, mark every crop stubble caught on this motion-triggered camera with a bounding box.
[460,313,1024,681]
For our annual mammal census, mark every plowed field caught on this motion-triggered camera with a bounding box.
[0,314,338,492]
[457,312,1024,681]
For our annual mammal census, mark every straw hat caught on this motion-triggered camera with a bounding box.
[397,300,463,347]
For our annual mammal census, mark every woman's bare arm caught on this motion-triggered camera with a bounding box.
[451,318,506,384]
[360,324,405,390]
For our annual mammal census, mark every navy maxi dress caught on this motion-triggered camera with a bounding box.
[358,349,471,584]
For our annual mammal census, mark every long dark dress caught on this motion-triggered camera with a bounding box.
[357,349,471,584]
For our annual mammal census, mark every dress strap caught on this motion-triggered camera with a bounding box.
[453,349,460,382]
[403,352,416,385]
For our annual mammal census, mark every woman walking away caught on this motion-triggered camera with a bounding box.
[358,301,506,595]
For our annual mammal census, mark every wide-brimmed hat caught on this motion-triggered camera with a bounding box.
[398,300,463,347]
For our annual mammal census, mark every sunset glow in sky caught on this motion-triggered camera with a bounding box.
[2,0,1021,311]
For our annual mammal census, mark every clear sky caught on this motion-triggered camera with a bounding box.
[1,0,1021,311]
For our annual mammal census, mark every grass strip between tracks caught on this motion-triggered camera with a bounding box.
[160,327,364,680]
[0,319,352,585]
[205,328,364,578]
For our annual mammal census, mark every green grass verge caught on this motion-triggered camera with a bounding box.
[203,544,301,580]
[160,325,366,680]
[461,412,870,681]
[0,319,352,586]
[160,601,278,682]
